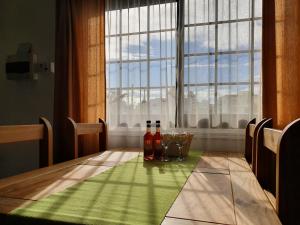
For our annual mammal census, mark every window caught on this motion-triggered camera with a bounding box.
[183,0,262,128]
[105,0,262,130]
[106,0,177,129]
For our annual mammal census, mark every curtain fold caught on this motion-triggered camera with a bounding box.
[54,0,106,162]
[262,0,277,125]
[262,0,300,129]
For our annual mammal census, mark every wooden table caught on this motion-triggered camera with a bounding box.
[0,149,281,225]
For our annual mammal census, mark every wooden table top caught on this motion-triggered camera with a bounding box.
[0,149,281,225]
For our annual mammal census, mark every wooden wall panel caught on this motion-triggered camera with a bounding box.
[263,0,300,129]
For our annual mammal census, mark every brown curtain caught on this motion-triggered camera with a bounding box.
[262,0,277,125]
[262,0,300,129]
[54,0,106,162]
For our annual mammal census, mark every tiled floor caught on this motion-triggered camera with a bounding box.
[163,151,281,225]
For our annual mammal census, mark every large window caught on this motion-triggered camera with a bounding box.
[105,0,262,130]
[106,0,177,129]
[183,0,262,128]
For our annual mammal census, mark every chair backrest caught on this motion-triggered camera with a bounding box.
[0,117,53,167]
[245,118,268,169]
[66,117,107,159]
[256,118,276,191]
[245,118,256,163]
[197,119,209,128]
[276,119,300,224]
[220,122,229,128]
[256,118,300,224]
[238,119,249,129]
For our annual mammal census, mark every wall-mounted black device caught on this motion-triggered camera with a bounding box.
[5,43,38,80]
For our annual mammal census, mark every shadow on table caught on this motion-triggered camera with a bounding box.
[142,155,199,175]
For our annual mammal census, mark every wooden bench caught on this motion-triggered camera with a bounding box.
[255,118,300,224]
[66,117,107,159]
[0,117,53,167]
[245,118,268,174]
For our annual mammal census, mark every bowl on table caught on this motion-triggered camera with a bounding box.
[162,132,193,157]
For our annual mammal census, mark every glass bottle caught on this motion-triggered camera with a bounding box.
[153,120,162,160]
[144,120,154,160]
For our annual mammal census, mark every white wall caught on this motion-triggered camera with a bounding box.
[0,0,55,178]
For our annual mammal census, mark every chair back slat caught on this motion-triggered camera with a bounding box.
[249,124,256,138]
[66,117,107,159]
[77,123,103,135]
[0,124,44,144]
[0,117,53,168]
[263,128,282,154]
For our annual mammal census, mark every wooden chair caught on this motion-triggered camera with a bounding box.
[245,118,268,174]
[255,118,275,190]
[66,117,107,159]
[256,118,300,224]
[0,117,53,167]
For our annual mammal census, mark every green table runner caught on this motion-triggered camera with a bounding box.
[3,150,201,225]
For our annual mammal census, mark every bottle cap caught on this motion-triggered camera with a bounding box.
[146,120,151,123]
[156,120,160,123]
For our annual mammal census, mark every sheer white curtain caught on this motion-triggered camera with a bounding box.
[105,0,177,147]
[183,0,262,129]
[105,0,262,151]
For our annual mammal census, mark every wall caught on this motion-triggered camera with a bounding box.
[0,0,55,178]
[263,0,300,129]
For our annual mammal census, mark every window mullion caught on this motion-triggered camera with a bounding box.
[250,0,255,118]
[138,0,142,119]
[147,0,150,118]
[175,0,185,128]
[208,0,212,128]
[214,0,219,128]
[118,4,122,126]
[127,0,130,111]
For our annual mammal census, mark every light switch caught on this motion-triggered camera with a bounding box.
[50,62,55,73]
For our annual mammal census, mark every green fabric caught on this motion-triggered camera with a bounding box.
[9,150,201,225]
